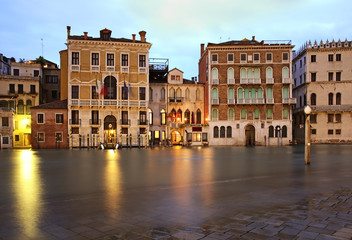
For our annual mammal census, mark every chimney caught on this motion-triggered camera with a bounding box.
[132,34,136,43]
[139,31,146,42]
[84,32,88,40]
[252,36,255,41]
[201,44,205,56]
[67,26,71,38]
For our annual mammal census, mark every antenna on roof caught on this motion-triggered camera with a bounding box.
[41,38,44,58]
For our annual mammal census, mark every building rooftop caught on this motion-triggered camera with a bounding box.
[207,37,292,47]
[31,99,67,110]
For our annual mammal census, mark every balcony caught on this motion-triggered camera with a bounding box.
[106,66,115,72]
[282,98,296,104]
[240,78,261,84]
[170,123,181,128]
[121,67,129,73]
[251,98,265,104]
[212,78,219,85]
[28,91,38,95]
[168,97,183,103]
[227,78,235,84]
[89,119,101,125]
[212,99,219,105]
[70,99,147,107]
[120,119,131,125]
[138,119,147,125]
[282,78,293,84]
[69,119,81,125]
[71,65,80,71]
[228,99,235,105]
[237,98,265,104]
[139,67,147,73]
[1,126,10,130]
[91,66,100,72]
[266,78,274,84]
[266,98,275,104]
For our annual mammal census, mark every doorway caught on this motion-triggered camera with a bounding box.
[104,115,117,147]
[171,131,182,145]
[245,125,255,146]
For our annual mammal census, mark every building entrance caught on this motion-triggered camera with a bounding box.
[171,131,182,145]
[104,115,117,147]
[245,125,255,146]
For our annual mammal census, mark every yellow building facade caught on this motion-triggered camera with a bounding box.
[61,27,152,148]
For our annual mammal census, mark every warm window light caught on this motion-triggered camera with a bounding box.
[23,119,29,125]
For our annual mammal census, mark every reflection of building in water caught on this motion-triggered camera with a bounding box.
[60,26,151,148]
[149,59,208,146]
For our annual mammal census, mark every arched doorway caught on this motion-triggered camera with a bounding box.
[171,130,182,145]
[245,125,255,146]
[104,115,117,147]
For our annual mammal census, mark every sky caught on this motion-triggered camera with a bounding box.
[1,0,351,79]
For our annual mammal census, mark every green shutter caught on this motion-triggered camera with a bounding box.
[257,88,263,98]
[241,109,247,119]
[254,109,260,119]
[212,68,218,79]
[267,109,273,119]
[283,108,289,119]
[267,88,272,98]
[254,68,260,78]
[238,88,243,98]
[244,88,250,99]
[282,67,289,79]
[212,88,218,99]
[228,68,234,79]
[240,68,246,79]
[229,109,234,119]
[251,88,256,98]
[228,88,234,99]
[212,109,218,119]
[266,67,272,78]
[283,87,289,98]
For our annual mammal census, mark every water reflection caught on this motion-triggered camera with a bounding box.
[200,148,214,206]
[14,150,42,238]
[104,150,122,218]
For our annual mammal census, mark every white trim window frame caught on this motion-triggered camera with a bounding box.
[71,51,80,71]
[106,53,115,72]
[240,53,247,63]
[282,52,289,63]
[55,113,64,124]
[138,54,147,73]
[253,53,260,63]
[266,52,273,63]
[211,53,218,64]
[55,132,63,142]
[121,53,129,73]
[91,52,100,72]
[37,132,45,142]
[227,53,234,64]
[37,113,45,124]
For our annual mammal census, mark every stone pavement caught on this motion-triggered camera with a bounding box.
[1,189,351,240]
[105,189,352,240]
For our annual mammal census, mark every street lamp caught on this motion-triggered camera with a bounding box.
[304,105,312,165]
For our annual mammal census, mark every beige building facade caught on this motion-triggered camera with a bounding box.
[199,38,295,146]
[292,39,352,143]
[61,27,151,148]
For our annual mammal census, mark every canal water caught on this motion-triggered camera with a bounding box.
[0,145,351,238]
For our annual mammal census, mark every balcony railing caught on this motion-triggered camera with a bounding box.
[89,119,101,125]
[70,99,147,107]
[106,66,115,72]
[91,66,100,72]
[212,99,219,105]
[282,98,296,104]
[71,65,80,71]
[120,119,131,125]
[69,119,81,125]
[1,126,10,130]
[266,98,275,104]
[240,78,261,84]
[168,97,183,103]
[228,99,235,105]
[282,78,293,84]
[212,79,219,85]
[251,98,265,104]
[227,78,235,84]
[266,78,274,84]
[237,98,265,104]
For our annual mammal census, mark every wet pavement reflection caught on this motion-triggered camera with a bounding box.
[0,145,351,239]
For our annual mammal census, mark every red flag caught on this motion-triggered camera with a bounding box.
[100,84,107,96]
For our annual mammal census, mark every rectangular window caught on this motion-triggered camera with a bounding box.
[328,54,333,62]
[18,84,23,94]
[254,53,260,62]
[107,53,114,66]
[91,53,99,66]
[328,72,333,82]
[211,54,218,63]
[311,55,316,62]
[300,59,302,67]
[335,114,341,123]
[121,54,129,66]
[2,136,9,144]
[33,70,40,77]
[139,111,147,125]
[55,132,63,142]
[266,53,272,62]
[335,129,341,135]
[72,85,79,99]
[52,90,57,99]
[121,111,128,125]
[139,87,146,100]
[240,53,247,62]
[56,114,64,124]
[37,113,44,124]
[45,75,58,83]
[227,53,234,62]
[71,110,79,125]
[311,129,316,135]
[140,128,146,134]
[91,86,99,99]
[38,133,45,142]
[2,117,9,127]
[121,128,128,134]
[282,52,289,62]
[13,69,19,76]
[72,52,79,65]
[91,110,99,124]
[328,129,334,135]
[30,85,36,94]
[139,55,146,67]
[92,127,98,134]
[15,135,19,141]
[310,114,317,123]
[328,114,334,123]
[311,72,316,82]
[121,87,128,100]
[304,56,306,65]
[336,72,341,81]
[9,84,15,93]
[336,54,341,61]
[71,127,79,134]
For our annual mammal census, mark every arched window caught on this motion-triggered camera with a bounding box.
[240,68,246,79]
[328,93,333,105]
[185,88,190,100]
[282,67,289,79]
[227,68,234,80]
[17,100,24,115]
[176,109,182,122]
[269,126,274,137]
[238,88,243,99]
[283,108,289,119]
[283,87,289,99]
[196,88,200,100]
[184,110,190,124]
[282,125,287,138]
[267,108,273,119]
[336,92,341,105]
[254,68,260,79]
[311,93,316,106]
[254,108,260,119]
[160,109,166,125]
[251,88,256,99]
[169,87,175,98]
[228,88,234,99]
[0,100,8,108]
[247,68,253,79]
[196,109,201,124]
[170,109,176,122]
[26,100,32,115]
[220,126,225,138]
[176,88,182,98]
[267,87,273,98]
[227,126,232,138]
[212,68,218,80]
[228,108,234,120]
[148,109,153,125]
[244,88,250,99]
[149,87,153,101]
[257,88,263,99]
[266,67,273,79]
[241,109,247,119]
[212,109,218,120]
[104,76,117,99]
[214,126,219,138]
[212,88,218,99]
[161,87,165,100]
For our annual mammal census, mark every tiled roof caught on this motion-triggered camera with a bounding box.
[31,99,68,109]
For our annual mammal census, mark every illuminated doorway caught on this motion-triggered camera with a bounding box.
[104,115,117,147]
[245,125,255,146]
[171,131,182,145]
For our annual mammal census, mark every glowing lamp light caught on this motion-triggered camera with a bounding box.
[304,105,312,115]
[23,119,30,125]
